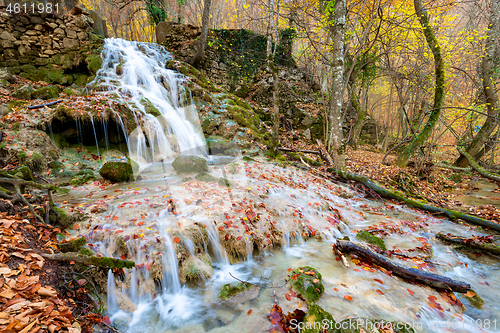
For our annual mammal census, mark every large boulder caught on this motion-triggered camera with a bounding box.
[0,68,15,83]
[171,155,208,173]
[11,84,34,100]
[99,159,134,182]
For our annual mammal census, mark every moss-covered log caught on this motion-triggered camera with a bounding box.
[42,252,136,269]
[457,146,500,182]
[325,167,500,232]
[337,239,471,293]
[437,233,500,255]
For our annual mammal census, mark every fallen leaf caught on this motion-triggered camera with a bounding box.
[344,295,353,301]
[247,309,252,315]
[464,291,476,298]
[173,237,180,244]
[407,288,414,296]
[38,286,58,297]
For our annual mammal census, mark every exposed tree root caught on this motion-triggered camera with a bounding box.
[337,239,472,293]
[42,252,136,269]
[435,163,471,172]
[457,146,500,182]
[437,233,500,255]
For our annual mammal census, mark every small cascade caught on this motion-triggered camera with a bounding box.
[89,114,101,162]
[206,223,229,266]
[160,234,181,294]
[91,38,207,173]
[101,118,110,157]
[107,269,119,314]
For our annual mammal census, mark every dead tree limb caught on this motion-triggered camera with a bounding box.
[337,239,471,293]
[28,99,63,110]
[278,147,321,155]
[437,233,500,255]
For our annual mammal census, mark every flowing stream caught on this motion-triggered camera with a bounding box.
[59,38,500,333]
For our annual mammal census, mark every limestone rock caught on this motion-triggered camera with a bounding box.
[32,85,62,100]
[11,84,33,99]
[99,159,134,182]
[0,67,14,83]
[171,155,208,173]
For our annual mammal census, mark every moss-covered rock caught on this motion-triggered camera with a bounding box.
[289,266,324,303]
[50,207,74,227]
[59,237,87,253]
[195,172,217,182]
[302,302,337,333]
[218,177,234,187]
[32,85,62,100]
[463,289,484,309]
[11,84,33,99]
[218,282,252,300]
[8,166,34,181]
[99,159,134,182]
[172,155,208,173]
[86,54,103,75]
[355,230,386,251]
[69,170,96,186]
[179,254,213,283]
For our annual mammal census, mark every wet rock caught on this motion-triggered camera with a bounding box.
[172,155,208,173]
[32,85,62,100]
[302,302,336,333]
[11,84,34,100]
[99,159,134,182]
[218,177,234,187]
[179,254,213,283]
[50,206,74,227]
[355,230,386,251]
[218,282,253,300]
[289,266,324,303]
[69,170,95,186]
[195,172,217,183]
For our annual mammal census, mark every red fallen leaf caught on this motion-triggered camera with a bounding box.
[428,295,438,301]
[354,269,361,272]
[236,236,243,241]
[123,235,130,241]
[173,237,180,244]
[334,288,339,292]
[225,234,230,241]
[73,224,80,230]
[285,294,291,301]
[112,216,119,220]
[344,295,353,301]
[407,288,414,296]
[132,234,139,239]
[137,221,145,227]
[266,234,270,238]
[120,255,127,260]
[102,316,111,325]
[374,279,384,284]
[247,309,252,315]
[287,268,292,272]
[218,226,224,231]
[106,215,111,219]
[376,289,384,295]
[292,274,299,280]
[115,230,123,234]
[178,222,182,226]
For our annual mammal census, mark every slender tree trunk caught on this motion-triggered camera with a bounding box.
[396,0,445,167]
[191,0,212,68]
[454,0,500,167]
[326,0,347,170]
[267,0,280,155]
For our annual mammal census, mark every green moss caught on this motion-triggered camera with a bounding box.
[289,266,324,303]
[218,282,252,300]
[79,247,94,256]
[86,54,103,75]
[59,237,87,253]
[302,303,337,333]
[218,177,234,187]
[355,230,386,251]
[11,122,21,131]
[140,97,161,117]
[463,289,484,309]
[50,207,74,227]
[87,256,135,269]
[116,236,129,255]
[8,165,34,181]
[69,173,96,186]
[195,172,217,182]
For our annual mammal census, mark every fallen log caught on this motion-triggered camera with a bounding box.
[278,147,321,155]
[28,99,63,110]
[457,146,500,182]
[42,252,135,269]
[436,233,500,255]
[337,239,472,293]
[324,167,500,233]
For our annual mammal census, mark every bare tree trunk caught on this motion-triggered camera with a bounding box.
[454,0,500,167]
[191,0,212,68]
[267,0,280,155]
[396,0,445,167]
[326,0,347,170]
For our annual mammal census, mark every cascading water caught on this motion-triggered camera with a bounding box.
[92,38,207,174]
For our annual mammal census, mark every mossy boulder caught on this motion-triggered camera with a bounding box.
[195,172,217,182]
[69,170,96,186]
[59,237,87,253]
[172,155,208,173]
[86,54,103,75]
[11,84,34,99]
[32,85,62,100]
[0,68,15,83]
[302,302,337,333]
[289,266,324,303]
[99,159,134,182]
[355,230,386,251]
[218,282,252,300]
[50,207,74,227]
[8,166,34,181]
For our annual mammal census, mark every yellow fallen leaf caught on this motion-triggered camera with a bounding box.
[464,291,476,298]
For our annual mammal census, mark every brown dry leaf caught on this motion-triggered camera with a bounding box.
[38,286,58,298]
[0,266,12,275]
[0,288,15,299]
[18,319,37,333]
[0,312,8,319]
[11,252,25,259]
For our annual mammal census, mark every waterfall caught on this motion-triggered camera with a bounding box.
[91,38,207,174]
[89,114,101,162]
[107,269,119,314]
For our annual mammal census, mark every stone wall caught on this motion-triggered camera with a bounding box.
[0,5,105,85]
